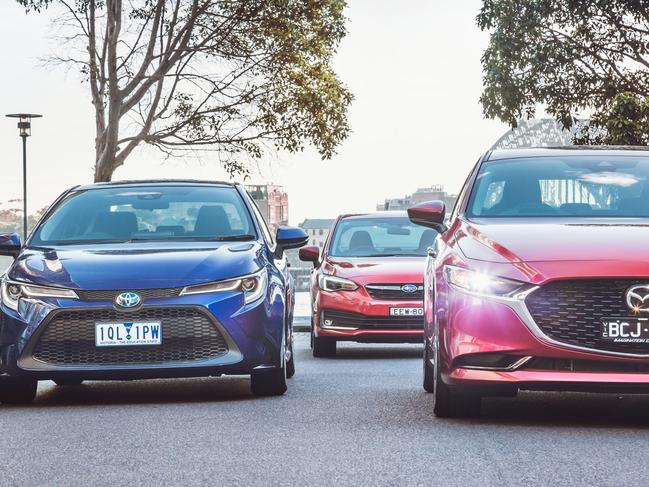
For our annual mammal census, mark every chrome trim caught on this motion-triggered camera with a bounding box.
[455,284,649,359]
[459,356,533,372]
[17,305,243,371]
[365,284,424,291]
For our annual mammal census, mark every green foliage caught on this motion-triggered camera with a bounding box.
[17,0,352,180]
[477,0,649,144]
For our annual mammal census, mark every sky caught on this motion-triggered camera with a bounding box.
[0,0,509,225]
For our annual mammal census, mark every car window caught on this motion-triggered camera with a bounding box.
[468,156,649,218]
[329,216,437,257]
[32,185,256,245]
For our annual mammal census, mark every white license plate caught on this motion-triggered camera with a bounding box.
[390,307,424,317]
[95,322,162,347]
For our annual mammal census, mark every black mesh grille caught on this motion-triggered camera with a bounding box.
[365,284,424,301]
[323,309,423,329]
[525,279,649,354]
[76,288,182,301]
[32,307,228,366]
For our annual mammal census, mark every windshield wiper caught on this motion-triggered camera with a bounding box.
[126,234,256,243]
[356,253,424,257]
[212,234,256,241]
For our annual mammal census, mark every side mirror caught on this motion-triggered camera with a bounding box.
[299,246,320,265]
[275,227,308,255]
[0,233,21,258]
[408,201,447,232]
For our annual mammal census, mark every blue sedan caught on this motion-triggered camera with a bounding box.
[0,181,308,403]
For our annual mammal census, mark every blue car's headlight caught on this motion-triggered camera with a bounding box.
[180,268,268,304]
[0,278,79,312]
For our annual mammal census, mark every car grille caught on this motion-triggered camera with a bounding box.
[76,288,182,301]
[365,284,424,301]
[31,307,228,366]
[322,309,423,329]
[525,279,649,354]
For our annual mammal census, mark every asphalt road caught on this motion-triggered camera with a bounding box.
[3,335,649,486]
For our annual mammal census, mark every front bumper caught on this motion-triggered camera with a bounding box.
[0,288,285,379]
[314,288,423,343]
[439,284,649,391]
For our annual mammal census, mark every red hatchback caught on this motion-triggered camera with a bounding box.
[299,212,437,357]
[410,147,649,417]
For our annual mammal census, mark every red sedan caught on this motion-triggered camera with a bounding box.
[299,212,437,357]
[410,147,649,417]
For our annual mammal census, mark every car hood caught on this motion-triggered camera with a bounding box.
[323,256,425,284]
[456,218,649,282]
[8,242,265,290]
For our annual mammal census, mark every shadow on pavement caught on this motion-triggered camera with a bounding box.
[321,344,423,360]
[5,376,259,409]
[472,391,649,428]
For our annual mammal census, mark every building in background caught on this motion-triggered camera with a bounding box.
[244,184,288,233]
[301,218,335,248]
[377,185,458,213]
[285,218,335,291]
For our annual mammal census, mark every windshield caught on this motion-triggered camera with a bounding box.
[31,185,256,246]
[467,156,649,218]
[328,216,437,257]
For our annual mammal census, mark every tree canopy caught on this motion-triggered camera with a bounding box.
[18,0,352,181]
[477,0,649,143]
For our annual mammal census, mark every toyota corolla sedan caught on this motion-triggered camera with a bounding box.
[409,147,649,417]
[0,181,308,403]
[299,212,437,357]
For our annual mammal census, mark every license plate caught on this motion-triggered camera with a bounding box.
[601,318,649,343]
[95,322,162,347]
[390,307,424,317]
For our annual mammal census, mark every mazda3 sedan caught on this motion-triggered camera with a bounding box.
[409,147,649,417]
[299,212,436,357]
[0,181,308,403]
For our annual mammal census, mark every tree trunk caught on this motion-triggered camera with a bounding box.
[93,0,123,183]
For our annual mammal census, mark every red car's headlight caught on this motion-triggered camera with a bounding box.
[443,265,530,298]
[318,274,359,292]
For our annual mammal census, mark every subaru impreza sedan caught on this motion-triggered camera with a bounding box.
[409,147,649,417]
[300,212,435,357]
[0,181,307,403]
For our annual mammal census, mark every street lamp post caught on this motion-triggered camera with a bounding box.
[5,113,42,240]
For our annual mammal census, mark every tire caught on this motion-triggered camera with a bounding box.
[0,377,37,405]
[54,379,83,386]
[312,334,336,358]
[251,333,288,396]
[432,344,481,418]
[250,365,287,396]
[423,341,435,393]
[286,336,296,379]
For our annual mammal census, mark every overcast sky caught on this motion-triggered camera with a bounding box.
[0,1,509,225]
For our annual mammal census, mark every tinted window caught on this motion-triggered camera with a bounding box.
[32,186,255,245]
[468,156,649,217]
[329,217,437,257]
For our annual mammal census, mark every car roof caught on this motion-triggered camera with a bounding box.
[488,146,649,161]
[74,179,236,191]
[339,211,409,220]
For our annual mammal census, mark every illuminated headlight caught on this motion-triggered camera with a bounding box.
[1,278,79,312]
[180,268,267,304]
[443,265,529,298]
[318,274,358,292]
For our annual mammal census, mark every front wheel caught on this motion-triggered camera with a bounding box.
[423,341,435,393]
[432,344,481,418]
[286,336,296,379]
[251,333,288,396]
[312,334,336,358]
[0,377,38,405]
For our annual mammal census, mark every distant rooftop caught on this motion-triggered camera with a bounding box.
[300,218,335,229]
